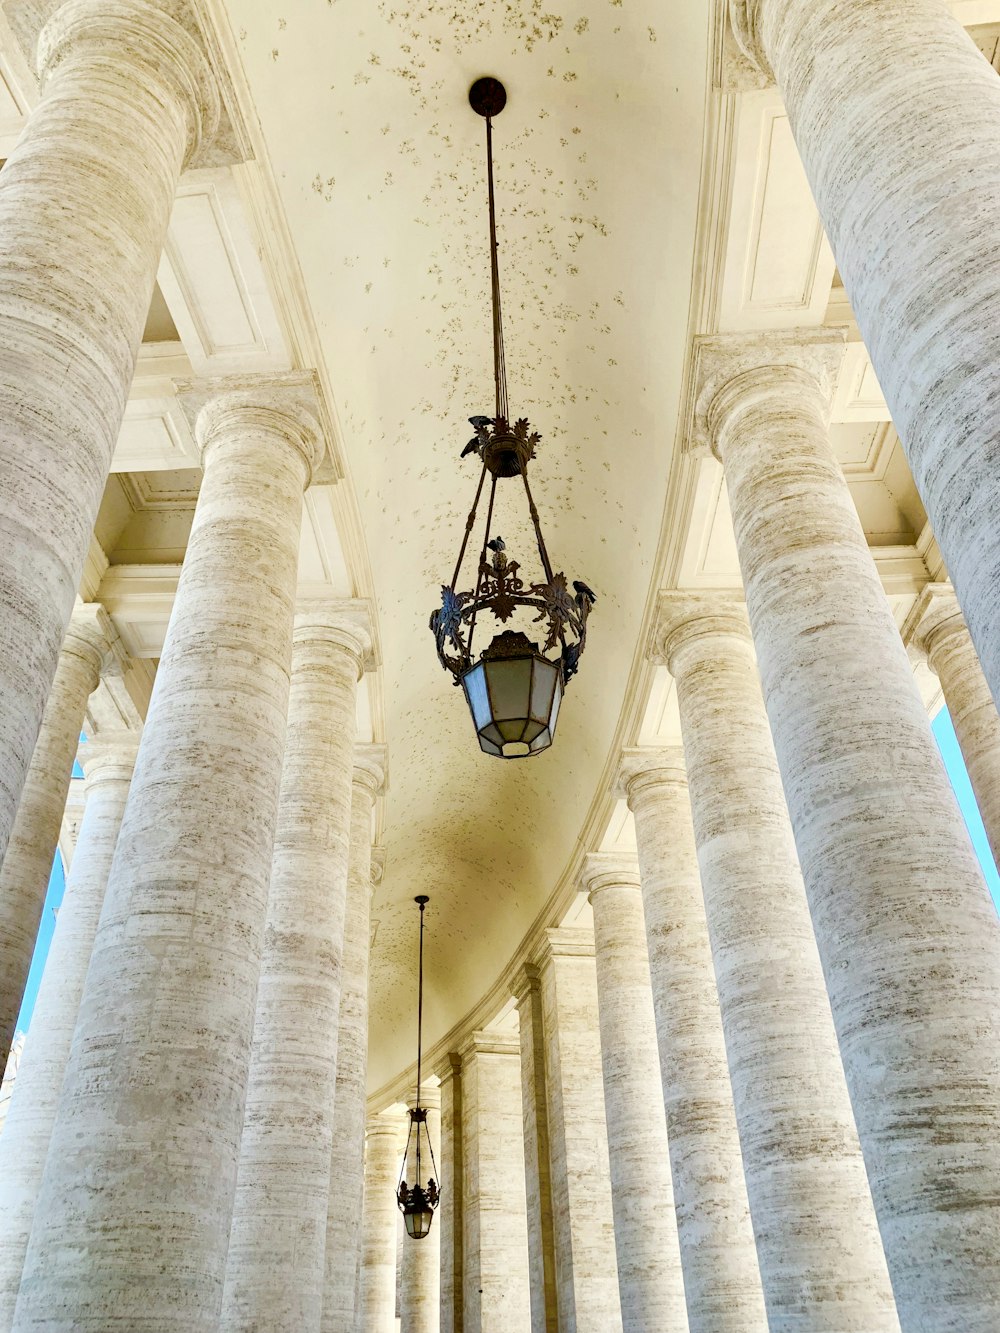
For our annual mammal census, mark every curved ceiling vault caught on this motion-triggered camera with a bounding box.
[224,0,710,1089]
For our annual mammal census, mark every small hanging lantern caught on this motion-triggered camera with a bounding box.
[397,895,440,1239]
[429,77,596,759]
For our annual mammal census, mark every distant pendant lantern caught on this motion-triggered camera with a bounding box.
[429,77,596,759]
[397,896,440,1239]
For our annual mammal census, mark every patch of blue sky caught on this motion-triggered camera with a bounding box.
[931,706,999,913]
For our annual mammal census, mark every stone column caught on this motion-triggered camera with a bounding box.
[729,0,1000,716]
[655,598,898,1333]
[0,733,137,1332]
[535,929,623,1333]
[13,384,324,1333]
[221,604,372,1333]
[704,352,1000,1329]
[0,0,221,872]
[358,1112,406,1333]
[460,1031,532,1333]
[400,1087,442,1333]
[905,584,1000,870]
[0,604,114,1061]
[436,1055,464,1333]
[511,967,558,1333]
[617,748,766,1333]
[322,747,388,1333]
[581,854,688,1333]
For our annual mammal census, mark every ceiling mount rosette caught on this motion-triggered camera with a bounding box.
[427,77,596,760]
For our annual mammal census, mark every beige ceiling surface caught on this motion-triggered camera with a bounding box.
[224,0,710,1086]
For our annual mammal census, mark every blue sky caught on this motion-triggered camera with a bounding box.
[11,710,1000,1035]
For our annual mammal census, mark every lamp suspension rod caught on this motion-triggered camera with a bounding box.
[520,468,555,583]
[466,472,498,662]
[450,460,489,590]
[485,113,508,423]
[414,894,429,1182]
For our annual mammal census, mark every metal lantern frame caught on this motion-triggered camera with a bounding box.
[428,76,596,759]
[397,895,440,1240]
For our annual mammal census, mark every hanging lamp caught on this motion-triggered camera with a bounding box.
[429,76,596,759]
[396,895,440,1240]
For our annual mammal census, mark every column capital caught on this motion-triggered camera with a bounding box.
[353,744,388,805]
[533,926,595,966]
[728,0,772,81]
[407,1085,442,1113]
[901,582,965,669]
[434,1052,463,1087]
[685,330,845,458]
[580,851,641,902]
[459,1029,520,1063]
[32,0,222,170]
[650,591,751,677]
[614,745,686,806]
[178,372,334,488]
[510,961,542,1006]
[64,601,123,679]
[366,1109,406,1143]
[77,732,139,789]
[293,599,375,675]
[369,845,387,890]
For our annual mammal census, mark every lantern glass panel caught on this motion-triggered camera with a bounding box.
[530,658,558,722]
[485,657,534,722]
[405,1208,434,1240]
[463,665,491,730]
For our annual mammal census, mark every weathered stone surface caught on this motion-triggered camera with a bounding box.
[655,597,899,1333]
[436,1054,464,1333]
[511,967,559,1333]
[709,358,1000,1330]
[904,584,1000,872]
[322,745,387,1333]
[618,747,767,1333]
[400,1086,441,1333]
[535,930,623,1333]
[358,1111,406,1333]
[732,0,1000,720]
[582,854,688,1333]
[0,604,113,1062]
[0,734,136,1333]
[221,606,371,1333]
[13,388,323,1332]
[0,0,218,877]
[460,1032,532,1333]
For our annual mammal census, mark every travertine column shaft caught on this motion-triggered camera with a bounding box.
[436,1056,464,1333]
[322,748,387,1333]
[13,390,323,1333]
[221,607,371,1333]
[0,735,137,1332]
[618,749,766,1333]
[511,968,558,1333]
[460,1032,532,1333]
[658,603,898,1333]
[358,1114,406,1333]
[905,584,1000,872]
[709,364,1000,1329]
[536,930,623,1333]
[0,0,218,871]
[0,605,111,1060]
[583,855,688,1333]
[731,0,1000,714]
[400,1087,442,1333]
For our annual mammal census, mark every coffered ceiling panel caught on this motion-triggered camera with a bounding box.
[158,169,291,375]
[717,90,835,331]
